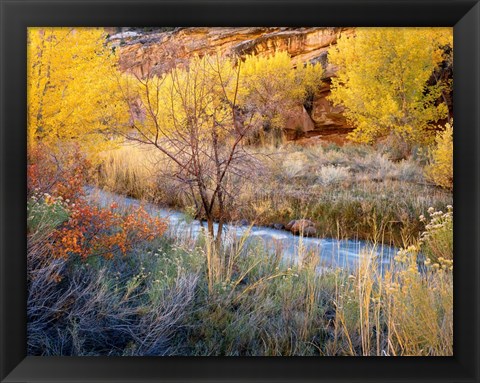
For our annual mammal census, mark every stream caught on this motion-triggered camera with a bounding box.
[86,187,398,270]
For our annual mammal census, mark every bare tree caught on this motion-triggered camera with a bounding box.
[117,53,258,250]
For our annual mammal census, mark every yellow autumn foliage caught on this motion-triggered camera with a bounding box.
[122,53,239,143]
[329,27,452,145]
[27,28,129,152]
[425,122,453,190]
[237,51,323,131]
[122,51,323,144]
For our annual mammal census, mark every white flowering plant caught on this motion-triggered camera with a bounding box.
[27,191,70,235]
[418,205,453,267]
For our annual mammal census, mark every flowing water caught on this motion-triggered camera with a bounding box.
[86,187,397,270]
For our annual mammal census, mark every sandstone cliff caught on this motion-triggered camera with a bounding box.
[109,27,356,140]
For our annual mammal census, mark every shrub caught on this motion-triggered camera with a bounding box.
[376,132,411,161]
[424,122,453,190]
[27,237,198,356]
[331,248,453,356]
[49,201,167,260]
[28,143,168,262]
[282,151,309,178]
[28,143,90,201]
[419,205,453,265]
[321,148,351,167]
[394,160,423,182]
[366,153,396,180]
[316,165,351,186]
[27,193,69,237]
[387,246,453,355]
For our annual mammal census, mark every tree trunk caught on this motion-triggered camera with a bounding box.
[207,217,215,241]
[215,219,224,253]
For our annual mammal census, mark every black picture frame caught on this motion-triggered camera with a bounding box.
[1,0,479,382]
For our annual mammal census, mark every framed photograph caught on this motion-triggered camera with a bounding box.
[1,0,479,382]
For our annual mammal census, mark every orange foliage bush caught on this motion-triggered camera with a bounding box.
[28,143,167,260]
[28,143,90,201]
[50,202,166,260]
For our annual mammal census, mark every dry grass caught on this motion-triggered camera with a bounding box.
[328,247,452,356]
[176,222,453,356]
[28,141,453,356]
[27,200,453,356]
[233,143,450,245]
[95,144,186,206]
[93,142,451,246]
[27,231,199,356]
[95,144,159,200]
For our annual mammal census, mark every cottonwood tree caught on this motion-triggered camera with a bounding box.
[328,27,452,146]
[237,51,324,145]
[27,28,129,151]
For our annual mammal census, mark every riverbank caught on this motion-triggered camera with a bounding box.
[27,147,453,355]
[85,186,398,270]
[94,142,452,247]
[27,201,453,356]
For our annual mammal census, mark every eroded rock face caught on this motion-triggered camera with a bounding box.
[112,27,356,139]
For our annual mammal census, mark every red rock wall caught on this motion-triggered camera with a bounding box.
[112,27,356,140]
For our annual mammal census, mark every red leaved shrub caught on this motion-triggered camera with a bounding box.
[28,143,90,201]
[50,202,166,260]
[28,142,167,261]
